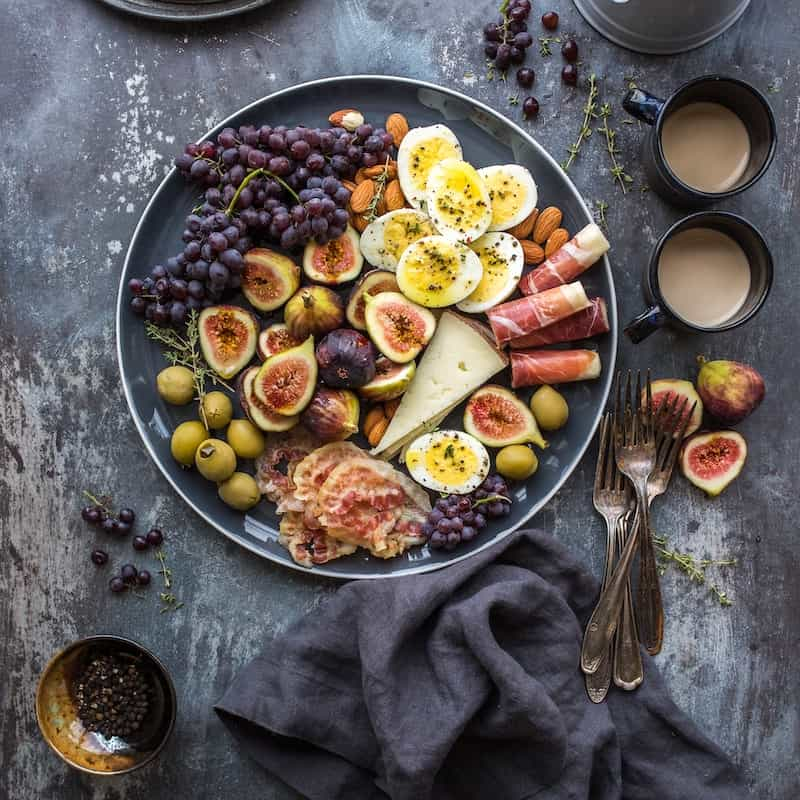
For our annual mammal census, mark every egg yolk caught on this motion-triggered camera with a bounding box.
[382,214,436,261]
[487,172,527,227]
[408,140,461,192]
[401,240,464,298]
[432,164,489,234]
[466,242,514,302]
[408,437,479,487]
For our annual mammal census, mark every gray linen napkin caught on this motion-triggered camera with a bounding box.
[216,529,747,799]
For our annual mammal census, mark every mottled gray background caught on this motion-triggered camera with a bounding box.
[1,0,798,798]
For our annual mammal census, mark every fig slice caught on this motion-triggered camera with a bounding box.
[464,384,547,449]
[237,367,299,432]
[198,305,259,380]
[303,225,363,285]
[358,357,416,402]
[364,291,436,363]
[645,379,703,438]
[680,430,746,496]
[241,248,301,312]
[257,323,302,361]
[253,336,317,416]
[345,269,400,330]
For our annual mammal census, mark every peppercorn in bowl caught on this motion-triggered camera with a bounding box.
[35,635,176,774]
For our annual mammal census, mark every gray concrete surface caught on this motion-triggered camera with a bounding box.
[1,0,798,797]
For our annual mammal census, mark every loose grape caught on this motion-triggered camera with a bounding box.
[523,96,540,118]
[516,67,535,88]
[562,39,578,62]
[562,64,578,85]
[541,10,559,29]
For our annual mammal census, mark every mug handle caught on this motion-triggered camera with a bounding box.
[624,304,666,343]
[622,88,665,126]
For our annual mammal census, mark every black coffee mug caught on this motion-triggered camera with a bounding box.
[625,211,773,343]
[623,75,777,207]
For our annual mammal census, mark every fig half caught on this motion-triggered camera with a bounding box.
[237,366,299,432]
[198,305,258,380]
[303,225,363,285]
[253,336,317,416]
[680,430,747,496]
[257,323,301,361]
[364,291,436,363]
[358,357,416,402]
[241,248,301,312]
[464,385,547,449]
[646,379,703,438]
[345,269,400,330]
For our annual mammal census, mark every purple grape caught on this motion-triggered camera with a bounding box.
[109,576,126,593]
[120,564,138,582]
[91,549,109,566]
[137,570,152,587]
[145,528,164,547]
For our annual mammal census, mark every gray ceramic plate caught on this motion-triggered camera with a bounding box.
[116,75,617,579]
[96,0,272,22]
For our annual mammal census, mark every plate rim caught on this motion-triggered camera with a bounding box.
[116,74,618,579]
[95,0,273,23]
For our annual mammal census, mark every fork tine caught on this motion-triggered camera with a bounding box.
[594,413,610,490]
[633,370,642,445]
[612,430,626,491]
[668,396,689,435]
[603,415,616,489]
[624,371,633,447]
[675,400,697,440]
[660,403,696,480]
[613,371,624,447]
[645,370,653,443]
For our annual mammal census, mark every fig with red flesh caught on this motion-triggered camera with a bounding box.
[284,285,344,341]
[237,366,299,432]
[198,305,258,380]
[645,379,703,438]
[358,357,416,402]
[345,270,400,330]
[253,336,317,416]
[681,430,747,496]
[241,248,301,312]
[303,225,363,285]
[316,329,376,388]
[696,357,765,425]
[257,323,301,361]
[301,387,360,442]
[364,292,436,363]
[464,385,547,449]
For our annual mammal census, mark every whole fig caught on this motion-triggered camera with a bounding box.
[284,286,344,341]
[696,356,764,425]
[301,388,360,442]
[316,329,376,388]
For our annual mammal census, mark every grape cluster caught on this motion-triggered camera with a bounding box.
[483,0,534,71]
[129,120,396,326]
[422,475,512,551]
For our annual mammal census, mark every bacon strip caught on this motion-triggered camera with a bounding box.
[487,282,591,345]
[509,298,609,348]
[510,349,601,387]
[518,223,609,295]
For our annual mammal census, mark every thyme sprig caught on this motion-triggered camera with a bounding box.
[508,94,520,106]
[595,200,608,229]
[597,103,633,193]
[145,309,233,428]
[365,156,392,222]
[155,549,185,612]
[539,35,561,56]
[562,73,598,171]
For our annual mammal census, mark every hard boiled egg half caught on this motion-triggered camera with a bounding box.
[405,430,490,495]
[425,158,493,243]
[396,235,483,308]
[359,209,438,272]
[477,164,538,231]
[397,125,463,210]
[457,232,524,313]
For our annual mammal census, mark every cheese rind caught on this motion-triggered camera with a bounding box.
[371,311,508,458]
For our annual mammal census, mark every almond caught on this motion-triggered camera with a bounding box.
[386,113,410,147]
[521,240,546,266]
[364,162,398,180]
[376,196,387,216]
[364,406,387,435]
[384,398,401,418]
[328,108,358,126]
[349,179,376,214]
[351,212,369,233]
[328,109,364,131]
[507,208,539,240]
[545,228,570,258]
[384,179,405,211]
[354,167,370,184]
[342,179,358,193]
[367,416,390,447]
[532,206,563,244]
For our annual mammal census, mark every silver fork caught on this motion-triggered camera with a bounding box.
[613,500,643,690]
[581,371,658,674]
[585,413,629,703]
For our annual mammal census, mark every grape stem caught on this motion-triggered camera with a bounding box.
[472,494,511,509]
[82,490,113,513]
[225,167,299,216]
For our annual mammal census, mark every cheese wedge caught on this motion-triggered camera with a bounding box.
[371,311,508,459]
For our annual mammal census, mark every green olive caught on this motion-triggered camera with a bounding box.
[202,391,233,429]
[496,445,538,481]
[195,438,237,482]
[170,420,209,467]
[530,385,569,431]
[227,419,266,459]
[218,472,261,511]
[157,366,195,405]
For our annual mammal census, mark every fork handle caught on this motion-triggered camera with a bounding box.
[635,506,664,655]
[613,516,643,689]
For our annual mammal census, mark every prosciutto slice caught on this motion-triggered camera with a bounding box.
[510,349,601,387]
[518,223,609,295]
[487,282,591,345]
[509,298,609,348]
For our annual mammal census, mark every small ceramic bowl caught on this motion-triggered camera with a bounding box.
[36,635,176,775]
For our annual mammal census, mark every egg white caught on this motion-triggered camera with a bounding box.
[404,430,490,495]
[425,158,493,244]
[397,125,463,210]
[396,235,483,308]
[457,232,524,313]
[477,164,538,231]
[358,209,438,272]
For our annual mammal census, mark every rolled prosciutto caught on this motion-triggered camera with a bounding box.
[509,298,609,349]
[488,282,591,345]
[518,223,610,295]
[511,349,602,387]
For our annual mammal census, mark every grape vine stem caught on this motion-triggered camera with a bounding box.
[225,167,299,217]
